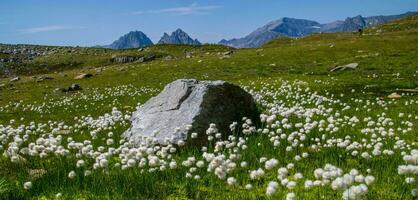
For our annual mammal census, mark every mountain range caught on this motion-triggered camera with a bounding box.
[104,29,200,49]
[103,11,416,49]
[219,11,416,48]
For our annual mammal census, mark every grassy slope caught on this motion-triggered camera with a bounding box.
[0,15,417,199]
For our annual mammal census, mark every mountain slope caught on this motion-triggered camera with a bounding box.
[220,11,417,48]
[219,18,320,48]
[158,29,201,45]
[107,31,153,49]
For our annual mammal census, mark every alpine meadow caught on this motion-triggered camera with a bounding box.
[0,1,417,200]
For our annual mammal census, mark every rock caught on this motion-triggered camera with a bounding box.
[223,51,233,56]
[62,83,82,92]
[387,92,401,99]
[36,76,54,82]
[330,63,359,72]
[185,52,192,58]
[136,55,155,63]
[163,55,174,61]
[112,55,155,64]
[112,56,136,63]
[74,73,93,80]
[10,76,20,82]
[124,79,259,146]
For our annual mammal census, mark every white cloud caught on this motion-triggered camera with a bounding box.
[133,2,221,16]
[21,25,86,33]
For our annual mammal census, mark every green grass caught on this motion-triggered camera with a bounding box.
[0,15,417,200]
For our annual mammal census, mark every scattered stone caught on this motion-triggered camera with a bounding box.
[223,51,233,56]
[62,83,82,92]
[124,79,259,146]
[387,92,401,99]
[10,76,20,82]
[37,76,54,82]
[112,55,155,64]
[95,67,104,73]
[112,56,137,63]
[330,63,359,72]
[163,55,174,61]
[136,55,155,63]
[74,73,93,80]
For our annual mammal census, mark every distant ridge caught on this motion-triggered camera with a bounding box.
[219,11,417,48]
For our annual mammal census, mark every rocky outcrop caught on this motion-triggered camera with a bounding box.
[111,55,155,64]
[123,79,259,146]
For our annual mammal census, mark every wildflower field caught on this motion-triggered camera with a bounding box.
[0,15,417,199]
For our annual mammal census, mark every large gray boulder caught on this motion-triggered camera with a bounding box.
[124,79,259,146]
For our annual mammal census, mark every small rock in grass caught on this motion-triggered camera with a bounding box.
[330,63,359,72]
[74,73,93,80]
[387,92,401,99]
[10,76,20,82]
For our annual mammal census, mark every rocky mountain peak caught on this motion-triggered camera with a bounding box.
[107,31,153,49]
[158,29,201,45]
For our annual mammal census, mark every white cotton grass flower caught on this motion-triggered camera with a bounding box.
[240,161,248,168]
[405,177,415,184]
[286,192,295,200]
[56,193,62,198]
[196,160,205,168]
[286,181,297,189]
[23,181,32,190]
[304,180,314,189]
[364,175,375,185]
[266,181,278,197]
[250,168,265,180]
[106,138,114,145]
[245,184,253,190]
[169,160,177,169]
[84,170,92,176]
[227,177,237,186]
[265,158,278,170]
[76,160,85,168]
[68,171,76,179]
[191,132,198,139]
[342,184,368,200]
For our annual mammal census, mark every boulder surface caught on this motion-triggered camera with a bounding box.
[124,79,258,145]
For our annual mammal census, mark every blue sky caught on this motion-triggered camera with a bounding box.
[0,0,417,46]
